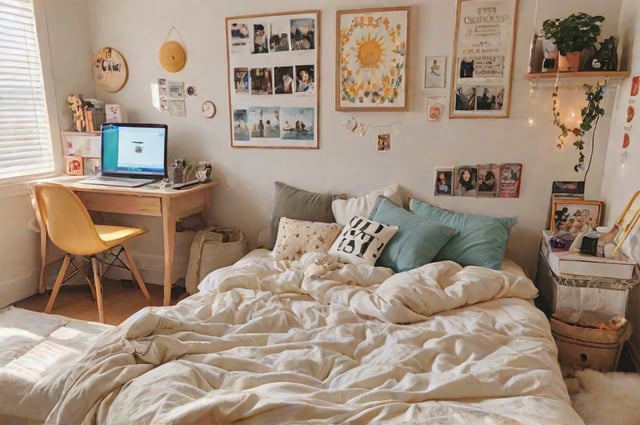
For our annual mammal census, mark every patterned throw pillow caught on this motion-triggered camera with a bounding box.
[329,216,398,266]
[273,217,343,261]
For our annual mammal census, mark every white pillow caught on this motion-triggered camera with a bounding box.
[273,217,343,260]
[329,216,398,265]
[331,184,402,226]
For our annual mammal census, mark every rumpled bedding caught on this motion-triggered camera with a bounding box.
[0,250,584,425]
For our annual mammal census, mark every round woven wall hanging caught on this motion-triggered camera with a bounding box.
[159,40,186,73]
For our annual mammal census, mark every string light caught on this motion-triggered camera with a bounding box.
[340,116,402,136]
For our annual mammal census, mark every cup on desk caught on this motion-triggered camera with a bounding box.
[195,170,208,183]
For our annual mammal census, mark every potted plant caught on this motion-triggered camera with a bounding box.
[542,12,605,72]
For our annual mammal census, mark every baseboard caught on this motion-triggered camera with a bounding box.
[0,275,38,308]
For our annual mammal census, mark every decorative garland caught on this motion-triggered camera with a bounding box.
[551,78,606,177]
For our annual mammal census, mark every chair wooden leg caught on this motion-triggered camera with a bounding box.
[91,257,105,323]
[123,246,152,303]
[45,255,71,314]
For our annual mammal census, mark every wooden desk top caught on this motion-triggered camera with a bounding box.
[42,175,219,197]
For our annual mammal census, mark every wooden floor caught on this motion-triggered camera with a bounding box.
[14,280,185,325]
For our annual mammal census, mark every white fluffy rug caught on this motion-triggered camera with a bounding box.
[569,369,640,425]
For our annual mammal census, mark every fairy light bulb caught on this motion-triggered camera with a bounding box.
[527,117,535,127]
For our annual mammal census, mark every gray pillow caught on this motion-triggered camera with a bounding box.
[269,182,338,249]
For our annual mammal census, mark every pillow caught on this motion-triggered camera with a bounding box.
[409,198,516,270]
[269,182,340,249]
[329,216,398,265]
[369,196,458,272]
[273,218,342,261]
[332,184,402,226]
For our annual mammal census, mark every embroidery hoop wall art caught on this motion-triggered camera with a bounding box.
[93,47,128,93]
[336,6,411,111]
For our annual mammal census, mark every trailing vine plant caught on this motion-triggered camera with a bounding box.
[551,80,606,179]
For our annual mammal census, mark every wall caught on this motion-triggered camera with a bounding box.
[0,0,95,307]
[83,0,624,279]
[0,0,630,307]
[601,0,640,368]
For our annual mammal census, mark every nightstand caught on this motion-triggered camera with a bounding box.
[536,244,639,373]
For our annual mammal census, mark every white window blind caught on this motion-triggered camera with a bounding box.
[0,0,54,180]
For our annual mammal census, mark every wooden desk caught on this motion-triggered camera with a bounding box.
[36,177,217,306]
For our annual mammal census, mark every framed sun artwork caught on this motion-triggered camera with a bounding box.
[336,7,411,111]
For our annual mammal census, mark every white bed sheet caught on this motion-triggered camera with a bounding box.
[0,250,583,425]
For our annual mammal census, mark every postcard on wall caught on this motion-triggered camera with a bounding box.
[477,163,499,197]
[377,133,391,151]
[425,56,446,88]
[498,163,522,198]
[453,165,478,197]
[427,96,446,121]
[449,0,518,118]
[434,168,453,196]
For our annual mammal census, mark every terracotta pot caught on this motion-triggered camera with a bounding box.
[558,51,581,72]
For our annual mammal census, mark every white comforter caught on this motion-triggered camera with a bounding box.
[2,250,584,424]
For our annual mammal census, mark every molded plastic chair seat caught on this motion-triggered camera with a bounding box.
[33,182,151,323]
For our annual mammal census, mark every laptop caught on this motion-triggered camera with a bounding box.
[82,123,168,188]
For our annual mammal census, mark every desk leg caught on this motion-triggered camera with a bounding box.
[38,227,47,294]
[202,189,211,225]
[162,197,176,306]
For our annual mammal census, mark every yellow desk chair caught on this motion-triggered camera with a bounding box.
[34,182,151,323]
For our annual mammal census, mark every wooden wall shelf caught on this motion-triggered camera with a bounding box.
[526,70,630,80]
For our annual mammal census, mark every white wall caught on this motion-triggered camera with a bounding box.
[0,0,94,307]
[0,1,631,308]
[82,0,624,279]
[601,0,640,368]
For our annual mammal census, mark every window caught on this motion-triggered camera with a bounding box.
[0,0,54,181]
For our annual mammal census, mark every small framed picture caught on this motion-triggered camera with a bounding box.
[377,133,391,151]
[83,157,101,176]
[550,199,603,233]
[434,168,453,196]
[105,104,122,123]
[424,56,446,88]
[64,155,84,176]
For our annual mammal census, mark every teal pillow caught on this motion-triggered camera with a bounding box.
[369,196,458,272]
[408,198,516,270]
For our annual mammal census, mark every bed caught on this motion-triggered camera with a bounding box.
[0,184,584,424]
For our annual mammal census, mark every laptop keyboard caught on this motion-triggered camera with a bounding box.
[81,175,157,187]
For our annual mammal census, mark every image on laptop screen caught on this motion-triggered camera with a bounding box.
[101,123,168,179]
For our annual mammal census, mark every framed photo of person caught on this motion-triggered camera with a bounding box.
[449,0,518,118]
[336,6,411,111]
[225,10,319,148]
[453,165,478,197]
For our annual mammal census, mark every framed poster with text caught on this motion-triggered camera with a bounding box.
[225,10,319,148]
[449,0,518,118]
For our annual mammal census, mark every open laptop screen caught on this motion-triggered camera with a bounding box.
[101,123,168,179]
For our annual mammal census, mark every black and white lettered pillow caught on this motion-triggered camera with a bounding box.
[329,216,398,266]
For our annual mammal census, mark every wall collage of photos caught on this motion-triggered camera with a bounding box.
[226,11,319,148]
[434,163,523,198]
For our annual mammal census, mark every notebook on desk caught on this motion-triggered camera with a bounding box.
[81,123,168,188]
